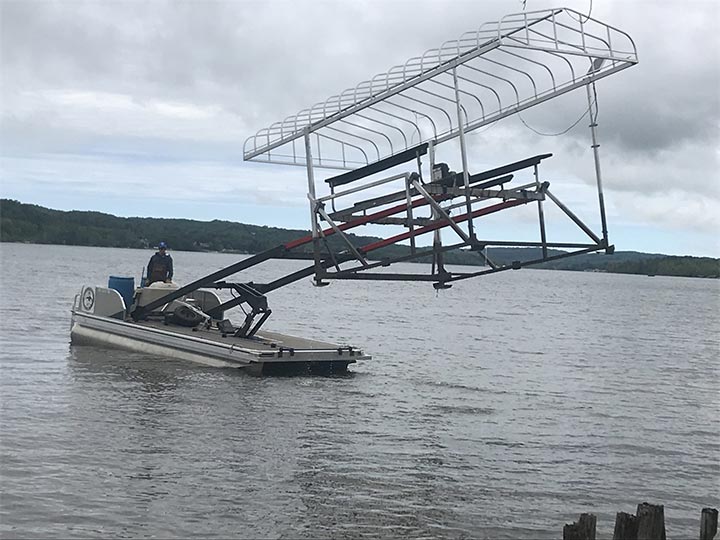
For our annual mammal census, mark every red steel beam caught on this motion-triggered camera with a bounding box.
[283,193,452,250]
[359,199,529,253]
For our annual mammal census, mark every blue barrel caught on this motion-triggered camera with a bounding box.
[108,276,135,311]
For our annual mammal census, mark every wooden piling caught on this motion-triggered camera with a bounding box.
[613,511,639,540]
[566,504,717,539]
[563,513,597,540]
[700,508,718,540]
[636,502,666,540]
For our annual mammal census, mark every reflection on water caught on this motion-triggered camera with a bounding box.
[1,243,719,538]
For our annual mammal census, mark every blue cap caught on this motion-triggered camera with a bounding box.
[158,241,167,249]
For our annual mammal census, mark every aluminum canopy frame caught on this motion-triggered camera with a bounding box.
[244,7,637,169]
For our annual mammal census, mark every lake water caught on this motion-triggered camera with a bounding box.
[1,243,718,539]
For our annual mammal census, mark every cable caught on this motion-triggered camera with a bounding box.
[567,0,593,23]
[523,0,593,23]
[591,81,599,123]
[518,98,595,137]
[515,0,597,137]
[518,79,600,137]
[474,119,500,136]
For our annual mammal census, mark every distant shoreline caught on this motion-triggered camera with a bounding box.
[2,199,718,279]
[5,240,720,281]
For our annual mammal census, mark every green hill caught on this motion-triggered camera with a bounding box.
[1,199,717,278]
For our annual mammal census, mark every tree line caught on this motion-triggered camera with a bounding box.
[1,199,717,278]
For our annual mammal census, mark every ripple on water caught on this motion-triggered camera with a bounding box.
[1,244,719,539]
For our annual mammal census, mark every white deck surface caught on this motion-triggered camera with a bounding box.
[135,320,348,352]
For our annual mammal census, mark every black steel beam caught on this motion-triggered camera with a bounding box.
[445,244,608,283]
[470,240,599,249]
[321,271,451,282]
[131,244,286,320]
[247,311,272,338]
[326,143,428,188]
[320,241,470,277]
[260,254,352,293]
[205,255,352,318]
[465,153,551,184]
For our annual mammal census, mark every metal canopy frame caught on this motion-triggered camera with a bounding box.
[244,7,637,169]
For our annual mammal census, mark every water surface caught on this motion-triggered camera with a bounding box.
[1,243,718,538]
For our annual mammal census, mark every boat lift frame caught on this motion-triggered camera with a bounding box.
[242,7,637,286]
[132,7,638,333]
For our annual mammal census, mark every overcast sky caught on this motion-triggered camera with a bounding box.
[1,0,718,257]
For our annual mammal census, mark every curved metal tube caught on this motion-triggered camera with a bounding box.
[354,112,409,149]
[338,118,395,156]
[317,132,369,166]
[462,63,521,106]
[454,74,494,119]
[382,99,438,140]
[395,91,452,133]
[429,77,477,122]
[477,55,538,99]
[497,48,557,91]
[412,86,466,127]
[325,126,380,162]
[365,105,421,145]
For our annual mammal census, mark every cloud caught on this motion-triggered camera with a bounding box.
[1,0,718,256]
[614,189,720,233]
[4,89,246,142]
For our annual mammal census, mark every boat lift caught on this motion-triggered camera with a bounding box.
[131,7,638,335]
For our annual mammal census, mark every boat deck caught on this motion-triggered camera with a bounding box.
[135,319,350,352]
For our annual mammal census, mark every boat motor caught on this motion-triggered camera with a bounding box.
[165,301,210,328]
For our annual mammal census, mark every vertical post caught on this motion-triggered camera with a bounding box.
[586,81,609,251]
[563,513,597,540]
[700,508,718,540]
[636,503,666,540]
[406,173,416,254]
[534,163,548,258]
[428,140,442,275]
[613,512,639,540]
[452,67,474,240]
[304,129,323,285]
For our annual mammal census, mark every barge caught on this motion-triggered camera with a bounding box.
[71,281,368,374]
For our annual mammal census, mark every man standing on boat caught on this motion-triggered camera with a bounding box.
[145,241,174,285]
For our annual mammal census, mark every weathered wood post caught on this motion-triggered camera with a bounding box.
[700,508,718,540]
[613,511,639,540]
[563,513,597,540]
[636,502,666,540]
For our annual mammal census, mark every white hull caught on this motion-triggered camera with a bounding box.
[71,321,246,368]
[70,310,369,374]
